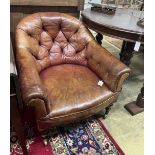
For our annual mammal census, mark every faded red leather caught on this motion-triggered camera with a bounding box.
[16,12,130,131]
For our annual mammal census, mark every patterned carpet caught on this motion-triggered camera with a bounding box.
[10,109,124,155]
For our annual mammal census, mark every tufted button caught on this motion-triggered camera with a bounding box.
[75,28,79,33]
[66,38,69,43]
[89,54,93,59]
[18,13,91,70]
[97,62,100,66]
[42,26,46,31]
[28,32,32,37]
[59,24,62,30]
[38,41,41,46]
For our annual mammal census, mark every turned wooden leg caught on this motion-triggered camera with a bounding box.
[120,41,135,66]
[11,95,28,155]
[103,104,113,119]
[96,33,103,45]
[10,124,18,143]
[41,129,53,146]
[41,130,48,146]
[42,138,48,146]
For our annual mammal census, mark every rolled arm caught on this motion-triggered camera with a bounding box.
[16,47,47,103]
[86,41,131,92]
[16,47,49,118]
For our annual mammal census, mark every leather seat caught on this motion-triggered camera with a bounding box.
[15,12,130,131]
[38,64,119,130]
[40,64,114,114]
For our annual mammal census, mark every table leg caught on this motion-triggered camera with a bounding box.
[124,86,144,115]
[96,33,103,45]
[120,41,135,65]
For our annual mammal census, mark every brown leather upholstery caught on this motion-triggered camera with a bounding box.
[16,12,130,131]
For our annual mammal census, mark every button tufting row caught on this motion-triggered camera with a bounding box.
[17,13,94,72]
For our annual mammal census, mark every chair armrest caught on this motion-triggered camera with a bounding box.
[86,41,130,92]
[16,47,48,118]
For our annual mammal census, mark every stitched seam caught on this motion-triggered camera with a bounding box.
[115,73,129,91]
[42,93,118,120]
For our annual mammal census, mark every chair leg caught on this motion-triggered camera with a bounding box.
[41,129,52,146]
[103,104,113,119]
[42,138,48,146]
[11,96,28,155]
[41,131,48,146]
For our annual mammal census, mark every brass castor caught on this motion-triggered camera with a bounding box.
[10,131,18,143]
[10,124,18,143]
[42,129,52,146]
[43,139,48,146]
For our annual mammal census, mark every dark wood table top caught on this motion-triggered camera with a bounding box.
[81,8,144,42]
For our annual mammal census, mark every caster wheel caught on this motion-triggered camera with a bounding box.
[103,114,107,119]
[43,139,48,146]
[10,135,18,143]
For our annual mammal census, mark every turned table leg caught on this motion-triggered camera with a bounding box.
[124,86,144,115]
[120,41,135,65]
[96,33,103,45]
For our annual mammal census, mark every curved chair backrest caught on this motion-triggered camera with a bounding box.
[16,12,94,72]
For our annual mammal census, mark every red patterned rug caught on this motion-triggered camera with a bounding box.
[10,108,125,155]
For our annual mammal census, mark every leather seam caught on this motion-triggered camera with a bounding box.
[115,72,129,92]
[42,93,118,121]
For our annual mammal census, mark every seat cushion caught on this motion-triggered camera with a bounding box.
[39,64,118,130]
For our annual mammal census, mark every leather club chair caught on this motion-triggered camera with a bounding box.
[16,12,130,134]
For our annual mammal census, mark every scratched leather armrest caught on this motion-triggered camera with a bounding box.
[86,40,131,92]
[16,47,48,118]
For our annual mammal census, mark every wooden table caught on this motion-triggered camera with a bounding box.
[81,8,144,65]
